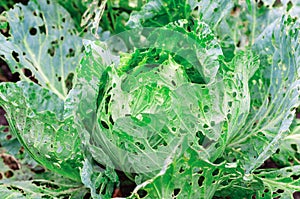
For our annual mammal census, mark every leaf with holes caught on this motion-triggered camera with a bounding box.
[0,178,88,199]
[0,81,83,181]
[227,16,300,174]
[75,19,258,197]
[254,166,300,198]
[0,0,82,99]
[129,147,244,199]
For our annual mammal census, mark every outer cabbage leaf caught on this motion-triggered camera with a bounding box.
[0,81,83,181]
[254,166,300,198]
[0,0,82,99]
[228,16,300,174]
[0,179,88,199]
[216,0,300,60]
[0,164,88,199]
[214,164,300,199]
[220,51,259,144]
[130,147,243,199]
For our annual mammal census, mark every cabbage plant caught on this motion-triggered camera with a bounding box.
[0,0,300,198]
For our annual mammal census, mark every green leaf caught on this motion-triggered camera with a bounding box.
[80,0,108,38]
[0,126,22,157]
[80,158,118,199]
[254,166,300,198]
[228,16,300,174]
[215,0,300,58]
[0,81,83,181]
[130,147,243,199]
[0,178,88,199]
[0,0,82,99]
[70,40,120,197]
[0,186,25,199]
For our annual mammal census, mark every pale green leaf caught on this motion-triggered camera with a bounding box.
[0,0,82,99]
[0,81,83,181]
[228,16,300,174]
[254,166,300,198]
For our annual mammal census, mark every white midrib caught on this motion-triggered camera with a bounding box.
[259,176,300,191]
[23,39,66,100]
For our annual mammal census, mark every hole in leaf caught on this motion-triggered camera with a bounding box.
[137,190,147,198]
[257,0,264,8]
[12,51,19,62]
[38,25,46,34]
[227,113,231,120]
[277,189,284,193]
[171,80,176,86]
[203,124,209,129]
[198,176,205,187]
[237,40,241,47]
[291,174,300,180]
[264,189,269,193]
[104,95,111,114]
[4,170,13,178]
[66,48,75,58]
[135,142,145,150]
[29,27,37,35]
[291,144,297,151]
[173,188,180,196]
[101,121,109,129]
[32,180,59,189]
[203,105,209,113]
[6,134,12,140]
[179,167,184,173]
[47,47,55,57]
[287,1,293,11]
[23,68,32,77]
[212,169,219,176]
[109,115,114,125]
[65,73,74,91]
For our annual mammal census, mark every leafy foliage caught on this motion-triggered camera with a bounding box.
[0,0,82,99]
[0,0,300,198]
